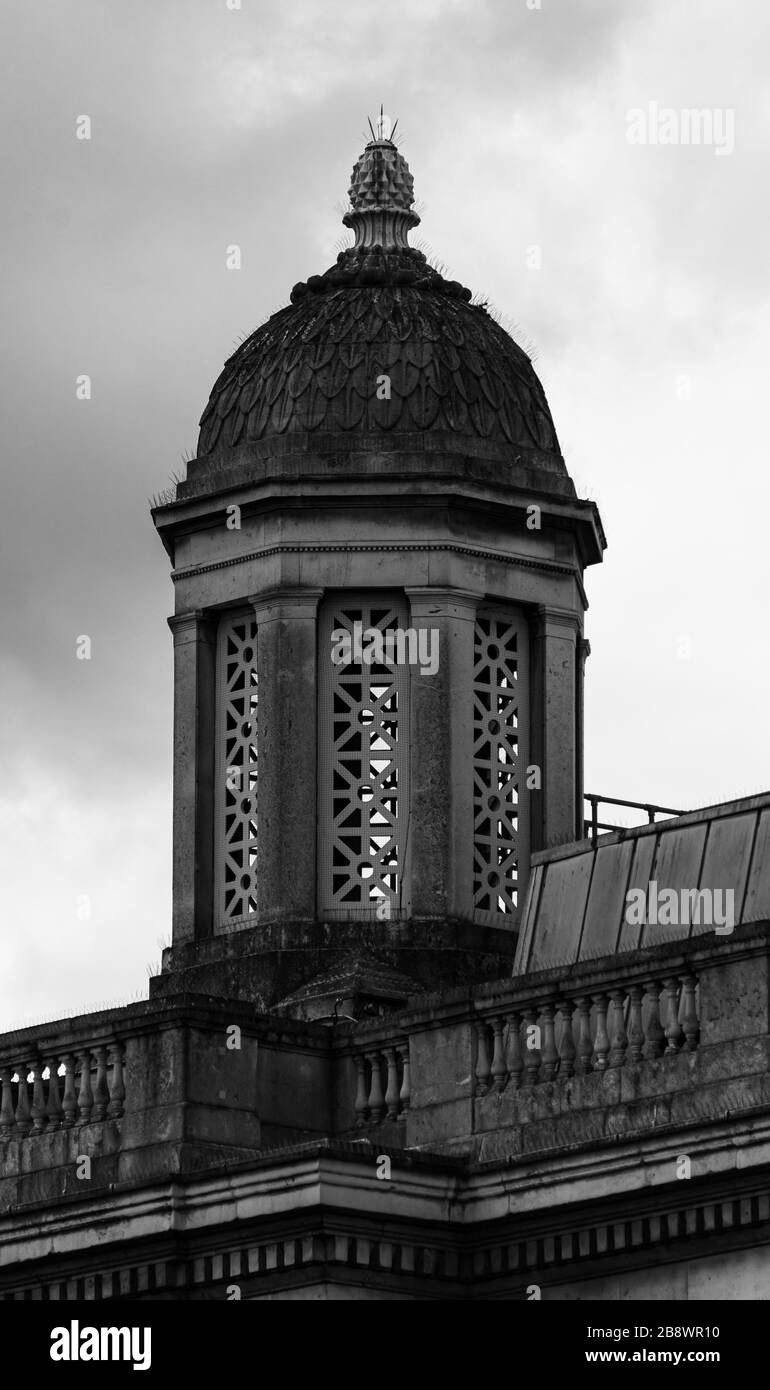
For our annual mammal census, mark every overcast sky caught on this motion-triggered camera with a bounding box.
[2,0,768,1025]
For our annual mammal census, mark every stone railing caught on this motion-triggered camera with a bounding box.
[0,1045,126,1141]
[2,929,764,1168]
[339,930,748,1140]
[0,999,322,1180]
[353,1041,411,1127]
[472,972,699,1096]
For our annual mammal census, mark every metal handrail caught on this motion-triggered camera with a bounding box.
[584,792,686,842]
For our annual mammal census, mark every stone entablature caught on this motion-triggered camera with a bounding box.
[2,1136,770,1301]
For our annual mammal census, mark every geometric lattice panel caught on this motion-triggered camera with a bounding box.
[473,614,521,919]
[318,595,409,920]
[215,612,258,927]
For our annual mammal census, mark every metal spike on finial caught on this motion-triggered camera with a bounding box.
[365,107,399,144]
[345,121,420,250]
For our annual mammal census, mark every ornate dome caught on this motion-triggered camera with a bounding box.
[197,134,561,464]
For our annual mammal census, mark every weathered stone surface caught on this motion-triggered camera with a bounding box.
[149,919,517,1008]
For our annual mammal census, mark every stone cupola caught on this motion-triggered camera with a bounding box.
[151,126,605,1012]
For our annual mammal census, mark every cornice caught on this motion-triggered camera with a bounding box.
[171,541,588,609]
[2,1137,770,1300]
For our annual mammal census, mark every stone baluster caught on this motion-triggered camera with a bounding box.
[30,1061,47,1135]
[592,995,609,1071]
[397,1043,410,1117]
[522,1009,541,1086]
[540,1003,558,1081]
[558,1000,576,1078]
[354,1055,369,1128]
[15,1065,32,1137]
[61,1055,78,1126]
[384,1047,400,1120]
[91,1046,110,1122]
[77,1050,94,1123]
[0,1067,14,1138]
[474,1021,492,1096]
[607,988,628,1069]
[680,975,699,1051]
[490,1017,508,1092]
[366,1051,385,1123]
[626,984,645,1064]
[507,1013,524,1090]
[574,997,593,1075]
[643,981,666,1059]
[45,1060,63,1131]
[107,1043,126,1119]
[662,977,684,1053]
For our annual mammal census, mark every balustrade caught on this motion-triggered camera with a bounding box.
[350,972,701,1126]
[354,1042,410,1127]
[473,973,700,1095]
[0,1045,126,1143]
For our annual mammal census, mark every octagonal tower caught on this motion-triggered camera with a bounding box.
[151,131,605,1011]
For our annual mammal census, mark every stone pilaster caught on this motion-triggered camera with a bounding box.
[168,610,217,944]
[251,589,323,923]
[405,588,483,921]
[530,606,582,851]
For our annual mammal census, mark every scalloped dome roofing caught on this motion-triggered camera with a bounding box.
[197,135,561,464]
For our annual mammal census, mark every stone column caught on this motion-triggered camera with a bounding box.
[530,606,582,851]
[404,588,482,921]
[168,610,217,944]
[251,588,323,924]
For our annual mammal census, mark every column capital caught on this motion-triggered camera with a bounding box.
[534,604,582,639]
[167,609,216,641]
[405,586,485,619]
[249,588,324,623]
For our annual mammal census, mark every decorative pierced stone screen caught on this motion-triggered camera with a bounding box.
[473,612,527,923]
[318,596,409,920]
[215,612,258,927]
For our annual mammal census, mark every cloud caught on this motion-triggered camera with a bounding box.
[0,766,170,1030]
